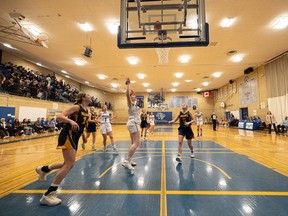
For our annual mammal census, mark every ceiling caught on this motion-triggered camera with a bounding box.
[0,0,287,93]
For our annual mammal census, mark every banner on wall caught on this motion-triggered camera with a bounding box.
[154,112,172,124]
[148,93,165,108]
[169,96,198,108]
[239,77,258,105]
[136,96,144,108]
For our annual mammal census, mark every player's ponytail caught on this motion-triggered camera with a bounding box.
[74,92,86,104]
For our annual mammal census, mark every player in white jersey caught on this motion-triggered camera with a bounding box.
[195,109,204,137]
[148,112,156,135]
[122,78,141,171]
[98,104,116,152]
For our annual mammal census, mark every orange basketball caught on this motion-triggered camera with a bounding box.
[154,21,162,30]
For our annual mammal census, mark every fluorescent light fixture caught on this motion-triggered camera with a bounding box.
[3,43,13,49]
[175,72,184,78]
[143,83,150,87]
[36,63,42,67]
[171,82,180,87]
[78,22,93,32]
[231,55,243,62]
[202,82,209,86]
[137,73,146,79]
[179,55,190,63]
[22,24,41,37]
[107,22,119,34]
[185,80,192,82]
[130,80,136,83]
[74,59,85,66]
[272,16,288,29]
[61,70,68,74]
[146,89,152,92]
[97,74,107,80]
[212,72,222,78]
[221,18,235,28]
[85,81,89,84]
[170,89,176,92]
[128,57,139,65]
[65,75,70,78]
[196,88,201,92]
[111,83,119,88]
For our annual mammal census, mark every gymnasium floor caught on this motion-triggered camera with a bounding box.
[0,125,288,216]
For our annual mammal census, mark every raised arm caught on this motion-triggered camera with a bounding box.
[168,112,180,124]
[126,78,133,107]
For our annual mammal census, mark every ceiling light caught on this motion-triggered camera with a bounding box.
[65,75,70,78]
[272,16,288,29]
[111,83,119,88]
[97,74,107,80]
[137,73,146,79]
[107,22,119,34]
[22,24,41,37]
[146,89,152,92]
[221,18,235,28]
[202,82,209,86]
[3,43,13,49]
[143,83,150,87]
[175,72,184,78]
[85,81,89,84]
[128,57,139,65]
[74,59,85,66]
[196,88,201,92]
[231,55,243,62]
[170,89,176,92]
[61,70,68,74]
[185,80,192,82]
[171,82,180,87]
[212,72,222,78]
[130,80,136,83]
[179,55,190,63]
[36,63,42,67]
[78,22,93,32]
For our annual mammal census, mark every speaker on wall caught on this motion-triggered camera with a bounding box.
[229,79,234,84]
[244,67,253,74]
[84,47,92,58]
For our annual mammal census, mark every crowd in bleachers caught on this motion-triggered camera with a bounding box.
[0,62,112,109]
[0,117,63,139]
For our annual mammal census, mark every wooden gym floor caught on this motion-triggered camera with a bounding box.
[0,124,288,216]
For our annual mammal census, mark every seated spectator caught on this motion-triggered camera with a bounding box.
[40,117,49,131]
[12,118,24,136]
[33,117,44,133]
[6,119,15,136]
[0,118,10,138]
[47,118,57,132]
[277,116,288,135]
[22,118,33,135]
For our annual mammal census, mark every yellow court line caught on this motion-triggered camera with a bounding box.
[183,157,232,180]
[166,191,288,196]
[14,189,161,195]
[14,190,288,196]
[160,139,167,216]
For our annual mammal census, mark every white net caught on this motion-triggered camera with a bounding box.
[155,48,170,64]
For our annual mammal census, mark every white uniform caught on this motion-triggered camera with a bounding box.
[127,103,141,133]
[195,112,203,126]
[149,114,155,126]
[99,111,112,134]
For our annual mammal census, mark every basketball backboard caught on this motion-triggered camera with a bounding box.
[118,0,209,49]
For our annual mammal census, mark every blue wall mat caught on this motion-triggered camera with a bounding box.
[154,112,172,124]
[0,106,15,121]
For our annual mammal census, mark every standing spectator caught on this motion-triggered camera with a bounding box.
[266,111,279,134]
[211,112,218,131]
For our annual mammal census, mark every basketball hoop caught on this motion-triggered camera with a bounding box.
[156,47,170,64]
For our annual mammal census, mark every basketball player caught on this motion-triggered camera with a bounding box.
[195,109,204,137]
[168,103,195,163]
[148,112,156,135]
[98,104,117,152]
[35,92,91,206]
[81,106,98,150]
[122,78,141,170]
[140,109,148,140]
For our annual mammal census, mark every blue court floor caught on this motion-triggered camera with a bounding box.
[1,139,288,216]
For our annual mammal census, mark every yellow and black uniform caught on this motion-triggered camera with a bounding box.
[57,105,89,150]
[140,113,148,128]
[178,111,194,139]
[87,112,97,133]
